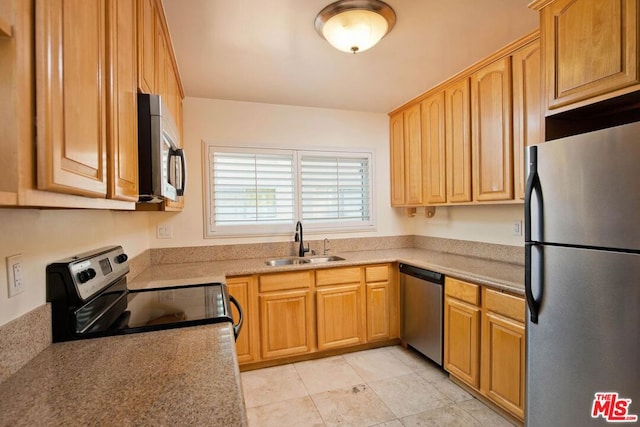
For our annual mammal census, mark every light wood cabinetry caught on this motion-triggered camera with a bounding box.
[481,288,526,420]
[512,39,543,200]
[365,264,399,341]
[444,277,481,388]
[531,0,639,115]
[316,267,365,351]
[108,0,139,201]
[471,57,513,202]
[444,277,526,421]
[421,92,447,204]
[237,263,398,368]
[258,271,315,359]
[445,78,472,203]
[36,0,109,198]
[388,31,539,208]
[389,111,406,206]
[404,104,424,205]
[226,276,260,364]
[136,0,155,94]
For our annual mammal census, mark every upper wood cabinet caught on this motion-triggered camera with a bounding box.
[471,57,513,202]
[389,111,406,206]
[531,0,640,114]
[445,78,472,203]
[421,91,447,204]
[137,0,156,94]
[388,30,538,208]
[512,39,543,200]
[36,0,109,198]
[404,103,424,205]
[108,0,139,201]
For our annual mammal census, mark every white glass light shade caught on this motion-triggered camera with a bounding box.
[322,10,389,53]
[315,0,396,54]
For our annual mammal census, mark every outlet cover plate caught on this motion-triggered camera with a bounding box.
[7,254,25,298]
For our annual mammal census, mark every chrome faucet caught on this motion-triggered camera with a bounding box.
[294,221,310,257]
[323,238,330,255]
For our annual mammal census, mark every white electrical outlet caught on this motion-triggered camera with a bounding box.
[512,220,523,237]
[157,223,173,239]
[6,254,25,298]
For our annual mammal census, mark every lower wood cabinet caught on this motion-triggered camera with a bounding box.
[444,277,481,388]
[481,288,526,420]
[229,263,399,368]
[444,277,525,421]
[226,276,259,364]
[258,271,315,360]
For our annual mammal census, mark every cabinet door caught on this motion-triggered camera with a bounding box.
[226,276,259,364]
[471,57,513,201]
[36,0,108,197]
[316,284,364,351]
[445,78,472,203]
[444,296,481,388]
[136,0,155,93]
[366,282,390,341]
[481,312,525,420]
[512,39,542,200]
[107,0,138,201]
[541,0,639,112]
[259,289,314,359]
[389,111,405,206]
[404,103,423,205]
[421,91,447,204]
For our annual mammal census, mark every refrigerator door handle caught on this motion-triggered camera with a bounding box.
[525,146,543,323]
[525,243,541,323]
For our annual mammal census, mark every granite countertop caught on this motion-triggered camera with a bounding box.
[129,248,524,295]
[0,323,248,427]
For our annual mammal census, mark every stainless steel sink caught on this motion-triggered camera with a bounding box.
[264,255,345,266]
[264,258,310,266]
[307,256,345,263]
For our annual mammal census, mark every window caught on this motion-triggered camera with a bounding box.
[204,144,374,237]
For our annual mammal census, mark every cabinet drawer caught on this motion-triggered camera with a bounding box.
[484,288,525,323]
[365,265,389,282]
[445,277,480,306]
[316,267,361,286]
[259,271,311,293]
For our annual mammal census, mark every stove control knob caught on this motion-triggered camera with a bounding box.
[115,254,128,264]
[77,268,97,284]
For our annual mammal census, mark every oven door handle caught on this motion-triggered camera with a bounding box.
[229,295,243,340]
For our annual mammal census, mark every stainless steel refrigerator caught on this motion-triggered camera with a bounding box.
[525,121,640,426]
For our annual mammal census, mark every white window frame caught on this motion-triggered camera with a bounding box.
[203,142,375,238]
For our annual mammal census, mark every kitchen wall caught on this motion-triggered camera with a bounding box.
[410,204,525,247]
[148,97,525,250]
[147,97,412,248]
[0,209,150,327]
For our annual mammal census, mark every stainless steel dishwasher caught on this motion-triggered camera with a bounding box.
[400,263,444,366]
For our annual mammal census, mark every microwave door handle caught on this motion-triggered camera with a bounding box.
[175,148,186,196]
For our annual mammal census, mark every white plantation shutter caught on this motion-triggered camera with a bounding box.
[300,153,371,224]
[204,144,374,236]
[210,149,295,226]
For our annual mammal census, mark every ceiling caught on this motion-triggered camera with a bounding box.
[162,0,538,113]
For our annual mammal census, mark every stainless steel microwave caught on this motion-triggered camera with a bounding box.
[137,94,186,203]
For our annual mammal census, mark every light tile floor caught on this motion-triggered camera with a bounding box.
[241,345,515,427]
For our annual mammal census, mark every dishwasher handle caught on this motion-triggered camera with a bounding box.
[399,264,444,284]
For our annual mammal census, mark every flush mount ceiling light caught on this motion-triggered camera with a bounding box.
[314,0,396,54]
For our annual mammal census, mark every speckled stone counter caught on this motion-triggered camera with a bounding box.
[129,248,524,295]
[0,323,248,427]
